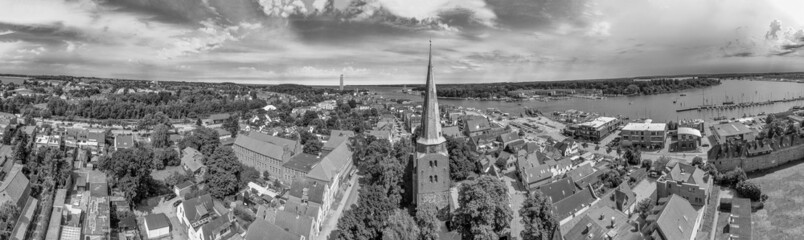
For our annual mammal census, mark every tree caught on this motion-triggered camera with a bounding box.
[335,185,397,240]
[196,118,202,126]
[446,137,478,181]
[735,181,769,202]
[641,159,653,170]
[416,203,440,240]
[348,99,358,109]
[98,147,156,204]
[179,127,220,157]
[165,171,191,187]
[520,192,557,240]
[262,170,270,180]
[635,198,654,220]
[151,124,171,148]
[382,209,421,240]
[452,176,513,240]
[623,149,640,165]
[721,167,747,187]
[154,148,180,167]
[205,147,243,199]
[222,114,240,138]
[581,142,589,149]
[691,156,704,167]
[766,114,776,124]
[239,166,261,188]
[299,131,323,155]
[602,170,622,188]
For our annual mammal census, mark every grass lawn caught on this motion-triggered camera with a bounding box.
[750,161,804,240]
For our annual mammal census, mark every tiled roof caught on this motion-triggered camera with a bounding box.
[307,139,352,182]
[282,153,322,173]
[287,177,326,205]
[539,177,578,203]
[274,210,314,239]
[563,215,607,240]
[442,126,462,138]
[464,117,490,132]
[499,132,521,144]
[283,200,321,219]
[201,215,233,240]
[323,130,354,151]
[114,135,134,148]
[234,133,294,161]
[652,195,697,240]
[181,194,214,224]
[206,113,230,121]
[144,213,170,230]
[0,164,29,205]
[566,164,595,182]
[246,219,301,240]
[181,147,205,172]
[552,187,597,221]
[730,198,752,239]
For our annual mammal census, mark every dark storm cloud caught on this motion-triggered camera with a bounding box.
[0,22,89,45]
[484,0,590,30]
[104,0,266,26]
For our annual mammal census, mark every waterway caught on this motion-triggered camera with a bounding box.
[366,80,804,122]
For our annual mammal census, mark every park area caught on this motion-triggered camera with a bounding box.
[750,160,804,240]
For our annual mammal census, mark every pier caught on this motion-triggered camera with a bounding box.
[675,96,804,112]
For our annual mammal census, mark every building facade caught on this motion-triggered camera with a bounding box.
[621,122,667,149]
[576,117,620,141]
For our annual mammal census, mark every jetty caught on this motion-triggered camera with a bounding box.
[675,96,804,112]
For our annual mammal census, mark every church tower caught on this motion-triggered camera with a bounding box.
[413,41,451,210]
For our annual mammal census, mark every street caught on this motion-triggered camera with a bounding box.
[317,175,361,240]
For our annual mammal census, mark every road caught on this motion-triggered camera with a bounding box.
[317,175,361,240]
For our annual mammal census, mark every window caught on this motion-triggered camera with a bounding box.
[434,175,438,182]
[429,176,433,182]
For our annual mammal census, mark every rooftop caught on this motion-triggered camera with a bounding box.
[282,153,322,173]
[677,127,702,138]
[579,117,618,129]
[651,195,698,240]
[713,122,753,137]
[622,122,667,132]
[144,213,170,230]
[729,198,752,240]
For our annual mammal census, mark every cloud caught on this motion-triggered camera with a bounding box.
[586,21,611,37]
[765,19,782,39]
[65,41,76,52]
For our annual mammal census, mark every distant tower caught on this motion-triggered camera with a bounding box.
[339,74,344,91]
[413,41,451,210]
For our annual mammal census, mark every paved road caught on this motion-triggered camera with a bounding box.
[502,174,525,239]
[317,175,360,240]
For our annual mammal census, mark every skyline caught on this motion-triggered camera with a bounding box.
[1,0,804,85]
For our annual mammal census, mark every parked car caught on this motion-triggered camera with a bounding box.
[173,200,183,207]
[165,192,177,200]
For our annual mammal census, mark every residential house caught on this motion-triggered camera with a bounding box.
[233,132,301,183]
[621,121,667,149]
[245,219,302,240]
[114,135,134,151]
[177,194,235,240]
[83,182,111,240]
[498,132,524,151]
[274,210,315,240]
[144,213,171,239]
[462,116,490,137]
[642,195,699,240]
[656,162,711,207]
[182,147,207,181]
[553,187,598,225]
[0,164,31,208]
[202,113,230,128]
[613,183,637,215]
[553,139,579,157]
[539,177,579,203]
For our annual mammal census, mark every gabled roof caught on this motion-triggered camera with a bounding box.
[614,183,636,210]
[287,177,326,205]
[206,113,230,121]
[201,214,233,240]
[539,177,578,203]
[283,200,321,219]
[144,213,170,230]
[523,165,552,186]
[0,164,29,205]
[499,132,521,144]
[566,164,595,182]
[282,153,322,174]
[274,210,314,239]
[323,130,354,151]
[666,163,709,192]
[234,133,296,161]
[246,219,301,240]
[114,135,134,148]
[181,194,214,224]
[730,198,752,239]
[181,147,205,172]
[652,195,697,240]
[563,215,607,240]
[442,126,462,138]
[307,139,352,182]
[464,117,490,132]
[552,187,597,221]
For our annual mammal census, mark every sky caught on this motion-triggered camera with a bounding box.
[1,0,804,85]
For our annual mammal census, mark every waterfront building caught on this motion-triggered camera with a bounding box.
[576,116,620,142]
[413,43,451,210]
[621,121,667,149]
[674,127,702,151]
[711,122,756,144]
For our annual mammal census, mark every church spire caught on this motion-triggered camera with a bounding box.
[417,40,447,146]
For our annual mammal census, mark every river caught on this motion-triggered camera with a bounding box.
[364,80,804,122]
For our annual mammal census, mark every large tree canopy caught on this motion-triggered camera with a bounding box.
[519,192,557,240]
[452,175,513,240]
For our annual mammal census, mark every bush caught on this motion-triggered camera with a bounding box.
[721,168,747,187]
[735,181,768,202]
[691,157,703,167]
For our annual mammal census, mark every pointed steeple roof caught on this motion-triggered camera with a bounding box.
[417,41,447,146]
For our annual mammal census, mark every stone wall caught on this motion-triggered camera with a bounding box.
[711,144,804,173]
